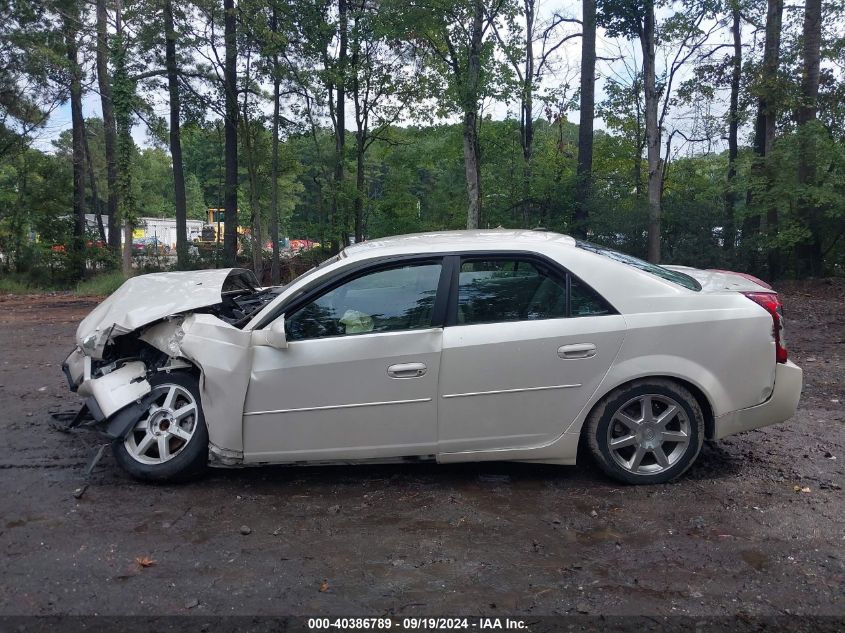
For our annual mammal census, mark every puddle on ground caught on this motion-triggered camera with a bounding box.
[740,549,769,571]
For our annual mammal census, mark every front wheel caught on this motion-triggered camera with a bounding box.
[586,379,704,484]
[112,371,208,482]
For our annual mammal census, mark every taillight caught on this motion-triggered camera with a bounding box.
[743,292,787,364]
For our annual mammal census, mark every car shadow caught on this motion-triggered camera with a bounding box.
[685,440,747,481]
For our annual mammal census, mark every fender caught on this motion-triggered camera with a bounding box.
[142,313,252,455]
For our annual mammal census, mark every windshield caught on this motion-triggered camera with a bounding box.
[576,241,701,291]
[293,254,341,285]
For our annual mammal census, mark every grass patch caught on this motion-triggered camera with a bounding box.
[0,274,42,295]
[75,271,129,297]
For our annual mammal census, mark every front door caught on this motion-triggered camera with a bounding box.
[243,260,446,463]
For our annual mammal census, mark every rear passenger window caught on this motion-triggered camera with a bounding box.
[570,276,611,317]
[458,259,567,324]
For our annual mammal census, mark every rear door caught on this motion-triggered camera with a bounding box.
[437,254,627,454]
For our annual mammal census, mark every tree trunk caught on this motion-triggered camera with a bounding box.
[463,109,482,229]
[355,133,365,243]
[241,104,263,281]
[520,0,535,228]
[744,0,782,276]
[114,0,134,275]
[270,8,281,285]
[573,0,596,240]
[96,0,121,256]
[722,3,741,259]
[331,0,348,251]
[795,0,823,277]
[633,77,644,198]
[351,18,366,245]
[223,0,238,265]
[463,0,484,230]
[164,0,188,268]
[642,1,661,263]
[82,119,107,244]
[65,11,86,280]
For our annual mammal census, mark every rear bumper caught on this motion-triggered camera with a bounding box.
[714,360,803,440]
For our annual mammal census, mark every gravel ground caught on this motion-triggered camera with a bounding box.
[0,282,842,619]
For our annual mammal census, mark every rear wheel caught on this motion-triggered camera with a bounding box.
[586,379,704,484]
[112,372,208,482]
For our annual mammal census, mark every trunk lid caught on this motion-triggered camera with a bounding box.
[662,266,773,293]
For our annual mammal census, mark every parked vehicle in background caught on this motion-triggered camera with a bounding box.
[62,230,802,484]
[132,237,170,256]
[263,238,322,257]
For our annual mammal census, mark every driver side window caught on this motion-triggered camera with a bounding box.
[286,262,442,341]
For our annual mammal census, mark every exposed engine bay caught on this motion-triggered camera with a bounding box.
[199,286,281,328]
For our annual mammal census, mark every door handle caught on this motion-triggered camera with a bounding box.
[558,343,596,359]
[387,362,427,378]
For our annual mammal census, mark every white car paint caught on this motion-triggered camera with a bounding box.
[64,230,803,475]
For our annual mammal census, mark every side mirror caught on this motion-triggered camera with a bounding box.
[251,316,288,349]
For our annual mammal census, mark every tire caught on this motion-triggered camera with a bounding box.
[112,371,208,483]
[586,379,704,485]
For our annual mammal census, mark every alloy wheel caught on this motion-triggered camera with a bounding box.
[124,383,199,465]
[606,394,691,475]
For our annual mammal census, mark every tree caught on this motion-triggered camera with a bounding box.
[599,0,717,262]
[491,1,581,228]
[598,48,646,197]
[113,0,138,274]
[61,0,87,279]
[0,0,65,160]
[164,0,189,267]
[395,0,514,229]
[96,0,122,255]
[795,0,823,276]
[722,0,741,260]
[574,0,596,238]
[744,0,783,277]
[349,0,417,242]
[598,0,661,260]
[223,0,239,265]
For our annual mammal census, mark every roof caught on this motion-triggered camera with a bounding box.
[343,229,576,258]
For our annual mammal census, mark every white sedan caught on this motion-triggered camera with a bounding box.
[62,230,802,484]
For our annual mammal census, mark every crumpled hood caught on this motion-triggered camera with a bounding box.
[76,268,257,357]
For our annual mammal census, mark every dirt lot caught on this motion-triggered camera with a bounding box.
[0,282,842,619]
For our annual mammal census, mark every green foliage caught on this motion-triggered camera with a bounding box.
[0,273,40,294]
[745,121,845,274]
[2,0,844,287]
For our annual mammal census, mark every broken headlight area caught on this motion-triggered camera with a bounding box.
[62,334,174,429]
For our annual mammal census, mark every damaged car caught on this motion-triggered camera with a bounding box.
[63,230,803,484]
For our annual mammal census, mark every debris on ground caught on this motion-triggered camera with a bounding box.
[135,556,156,568]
